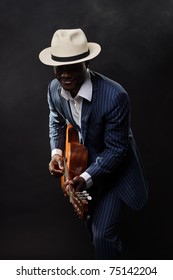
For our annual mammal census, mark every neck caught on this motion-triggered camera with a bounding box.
[70,90,78,98]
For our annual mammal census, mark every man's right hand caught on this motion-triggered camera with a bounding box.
[49,154,64,177]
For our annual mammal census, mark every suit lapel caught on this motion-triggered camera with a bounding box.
[60,96,80,130]
[81,72,98,143]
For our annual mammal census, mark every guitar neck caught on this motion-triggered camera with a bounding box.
[60,124,90,220]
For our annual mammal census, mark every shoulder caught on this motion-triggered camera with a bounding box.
[90,70,128,102]
[90,70,127,92]
[48,78,61,92]
[47,78,62,102]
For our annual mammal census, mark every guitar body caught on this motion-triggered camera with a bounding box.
[61,124,90,220]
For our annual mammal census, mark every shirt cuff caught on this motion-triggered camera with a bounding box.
[51,148,62,157]
[80,171,93,189]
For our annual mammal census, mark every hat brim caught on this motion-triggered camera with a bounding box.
[39,42,101,66]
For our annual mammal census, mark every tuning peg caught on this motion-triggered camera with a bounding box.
[76,192,92,201]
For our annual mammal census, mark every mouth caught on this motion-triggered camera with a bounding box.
[61,79,75,87]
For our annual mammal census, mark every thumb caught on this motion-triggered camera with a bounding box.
[57,158,64,170]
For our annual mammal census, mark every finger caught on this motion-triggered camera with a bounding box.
[62,185,69,196]
[64,179,70,186]
[51,168,64,174]
[64,178,74,185]
[57,159,64,170]
[72,177,79,184]
[50,169,64,177]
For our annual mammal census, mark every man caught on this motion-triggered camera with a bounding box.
[39,28,148,259]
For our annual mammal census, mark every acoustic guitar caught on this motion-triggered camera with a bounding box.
[61,124,91,220]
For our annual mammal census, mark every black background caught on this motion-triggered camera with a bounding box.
[0,0,173,259]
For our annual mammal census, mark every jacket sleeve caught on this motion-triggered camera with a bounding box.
[85,90,130,181]
[47,81,67,153]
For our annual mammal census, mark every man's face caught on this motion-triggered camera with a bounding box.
[54,62,88,97]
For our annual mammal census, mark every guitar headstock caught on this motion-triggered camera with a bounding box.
[68,185,91,220]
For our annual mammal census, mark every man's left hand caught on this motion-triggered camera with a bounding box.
[64,176,86,193]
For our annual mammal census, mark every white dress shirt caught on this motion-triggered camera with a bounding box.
[52,72,93,188]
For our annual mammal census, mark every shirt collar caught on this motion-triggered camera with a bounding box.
[61,71,92,102]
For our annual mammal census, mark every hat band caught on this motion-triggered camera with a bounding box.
[51,50,90,62]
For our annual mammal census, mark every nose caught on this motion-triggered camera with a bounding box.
[61,71,71,77]
[60,66,72,77]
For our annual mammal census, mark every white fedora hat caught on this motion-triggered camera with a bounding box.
[39,28,101,66]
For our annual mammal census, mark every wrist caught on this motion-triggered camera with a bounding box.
[80,172,93,189]
[51,148,63,157]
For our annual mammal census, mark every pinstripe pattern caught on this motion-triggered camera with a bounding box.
[88,189,123,259]
[47,70,148,259]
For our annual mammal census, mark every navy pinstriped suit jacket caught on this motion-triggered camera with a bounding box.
[48,70,148,210]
